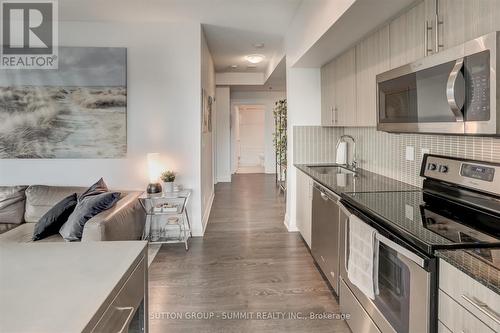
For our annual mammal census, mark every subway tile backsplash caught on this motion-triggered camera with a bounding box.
[293,126,500,187]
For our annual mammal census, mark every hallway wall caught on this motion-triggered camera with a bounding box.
[0,21,208,236]
[201,29,216,233]
[215,87,231,182]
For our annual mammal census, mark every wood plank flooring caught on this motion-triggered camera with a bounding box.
[148,174,350,332]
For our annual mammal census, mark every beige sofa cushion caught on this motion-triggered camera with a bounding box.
[0,186,28,224]
[24,185,86,223]
[0,223,64,243]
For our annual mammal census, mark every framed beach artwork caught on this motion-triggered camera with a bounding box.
[0,47,127,158]
[202,89,209,133]
[207,95,213,132]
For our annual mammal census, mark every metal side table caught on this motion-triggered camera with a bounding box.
[139,190,192,250]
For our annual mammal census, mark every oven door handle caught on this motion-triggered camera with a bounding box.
[446,57,465,122]
[376,233,427,268]
[339,203,351,274]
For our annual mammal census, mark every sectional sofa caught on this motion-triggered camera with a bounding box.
[0,185,145,242]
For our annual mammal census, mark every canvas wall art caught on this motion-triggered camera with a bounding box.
[202,89,209,133]
[0,47,127,158]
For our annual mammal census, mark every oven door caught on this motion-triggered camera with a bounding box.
[377,31,497,136]
[339,204,435,333]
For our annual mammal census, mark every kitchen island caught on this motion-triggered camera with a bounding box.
[0,241,148,333]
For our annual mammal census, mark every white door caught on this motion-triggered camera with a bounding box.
[237,106,265,173]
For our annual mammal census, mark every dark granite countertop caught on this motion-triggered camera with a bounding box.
[436,248,500,295]
[295,163,419,196]
[297,163,500,294]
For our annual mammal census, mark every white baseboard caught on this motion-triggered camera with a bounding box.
[216,175,231,182]
[201,191,215,236]
[283,213,299,232]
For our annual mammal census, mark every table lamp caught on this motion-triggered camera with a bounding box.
[146,153,162,194]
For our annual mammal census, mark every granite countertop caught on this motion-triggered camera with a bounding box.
[295,163,419,195]
[436,248,500,294]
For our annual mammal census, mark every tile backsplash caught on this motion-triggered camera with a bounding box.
[293,126,500,187]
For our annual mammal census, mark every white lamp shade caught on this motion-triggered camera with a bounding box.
[147,153,162,183]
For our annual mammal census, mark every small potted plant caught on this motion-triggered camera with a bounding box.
[160,170,176,193]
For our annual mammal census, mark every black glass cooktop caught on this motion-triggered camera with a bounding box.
[341,190,500,255]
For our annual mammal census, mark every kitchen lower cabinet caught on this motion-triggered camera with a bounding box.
[438,259,500,333]
[311,183,340,294]
[296,170,313,248]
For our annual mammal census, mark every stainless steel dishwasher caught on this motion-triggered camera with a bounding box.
[311,183,341,295]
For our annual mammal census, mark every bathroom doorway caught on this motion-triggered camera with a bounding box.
[236,105,265,174]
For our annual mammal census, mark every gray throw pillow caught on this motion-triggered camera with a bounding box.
[0,186,28,224]
[59,191,121,241]
[78,178,109,201]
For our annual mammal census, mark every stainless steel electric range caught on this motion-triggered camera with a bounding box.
[339,154,500,333]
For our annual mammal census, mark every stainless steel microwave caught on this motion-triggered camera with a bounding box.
[377,31,499,136]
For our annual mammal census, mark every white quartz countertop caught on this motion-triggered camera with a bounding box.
[0,241,147,333]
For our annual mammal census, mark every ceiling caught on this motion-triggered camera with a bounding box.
[231,57,286,92]
[58,0,301,76]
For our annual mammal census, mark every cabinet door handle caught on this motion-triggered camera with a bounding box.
[461,294,500,325]
[330,107,334,125]
[334,107,338,124]
[436,14,444,51]
[425,20,433,55]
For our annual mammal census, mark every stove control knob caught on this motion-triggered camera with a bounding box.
[427,163,437,171]
[439,165,449,173]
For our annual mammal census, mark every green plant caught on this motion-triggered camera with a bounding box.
[160,170,176,182]
[273,99,287,166]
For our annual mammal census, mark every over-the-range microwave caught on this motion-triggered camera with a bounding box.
[377,31,499,136]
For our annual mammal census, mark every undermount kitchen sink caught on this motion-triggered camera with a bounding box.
[307,165,356,175]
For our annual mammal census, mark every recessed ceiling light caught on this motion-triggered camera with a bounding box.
[245,54,265,64]
[247,65,257,69]
[253,43,265,49]
[230,64,238,69]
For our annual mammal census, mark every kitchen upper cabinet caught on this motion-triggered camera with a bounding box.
[320,60,334,126]
[425,0,500,54]
[334,48,357,127]
[320,48,356,127]
[356,25,390,127]
[463,0,500,41]
[390,1,426,69]
[296,170,312,248]
[425,0,465,53]
[320,0,500,129]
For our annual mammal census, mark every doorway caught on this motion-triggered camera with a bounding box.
[236,105,265,174]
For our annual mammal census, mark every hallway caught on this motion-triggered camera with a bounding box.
[148,174,349,332]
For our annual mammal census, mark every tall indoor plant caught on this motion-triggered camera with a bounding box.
[273,99,287,191]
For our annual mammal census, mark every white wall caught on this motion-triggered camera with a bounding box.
[230,90,286,174]
[285,0,356,66]
[215,87,231,182]
[201,29,216,233]
[284,66,322,231]
[0,21,208,236]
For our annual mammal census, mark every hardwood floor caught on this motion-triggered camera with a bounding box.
[148,174,350,333]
